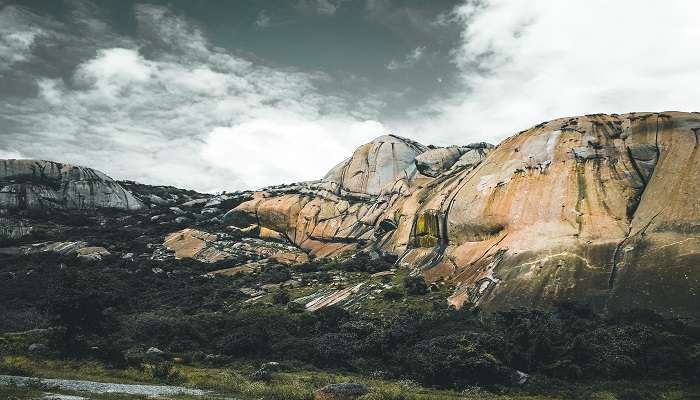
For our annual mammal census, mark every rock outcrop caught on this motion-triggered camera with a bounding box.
[323,134,428,196]
[228,113,700,322]
[0,160,144,211]
[163,228,309,265]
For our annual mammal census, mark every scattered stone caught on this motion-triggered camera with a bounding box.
[148,194,170,206]
[181,198,208,207]
[169,207,186,215]
[146,347,165,355]
[513,370,529,385]
[240,287,265,297]
[28,343,48,354]
[251,367,272,382]
[371,271,394,278]
[76,246,110,261]
[260,361,281,371]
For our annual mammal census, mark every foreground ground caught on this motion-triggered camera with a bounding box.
[1,190,699,399]
[1,356,699,400]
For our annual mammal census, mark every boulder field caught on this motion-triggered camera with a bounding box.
[230,112,700,321]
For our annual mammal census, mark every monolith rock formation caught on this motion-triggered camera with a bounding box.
[229,112,700,321]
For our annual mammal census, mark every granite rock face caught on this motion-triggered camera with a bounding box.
[230,113,700,322]
[0,160,144,211]
[323,134,428,196]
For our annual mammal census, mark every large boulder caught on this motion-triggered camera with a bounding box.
[414,144,494,177]
[414,146,464,177]
[0,160,144,210]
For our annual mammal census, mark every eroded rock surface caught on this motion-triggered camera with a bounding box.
[229,113,700,321]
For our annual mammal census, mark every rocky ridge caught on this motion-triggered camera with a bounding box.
[229,112,700,321]
[2,112,698,321]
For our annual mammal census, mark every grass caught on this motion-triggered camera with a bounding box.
[3,356,699,400]
[0,356,551,400]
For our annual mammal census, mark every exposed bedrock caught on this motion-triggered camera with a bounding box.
[0,159,144,211]
[230,112,700,321]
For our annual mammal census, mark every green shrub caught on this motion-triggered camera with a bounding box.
[0,356,36,376]
[403,276,428,295]
[272,289,290,305]
[383,287,404,301]
[149,361,184,384]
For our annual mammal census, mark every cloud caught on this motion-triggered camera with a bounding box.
[396,0,700,146]
[0,5,47,70]
[4,0,700,193]
[255,10,271,28]
[0,3,384,192]
[386,46,426,70]
[295,0,345,16]
[202,118,384,188]
[0,148,24,159]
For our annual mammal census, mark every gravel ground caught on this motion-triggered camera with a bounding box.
[0,374,210,397]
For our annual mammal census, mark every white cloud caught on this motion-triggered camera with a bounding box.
[295,0,345,16]
[386,46,426,71]
[1,4,384,192]
[0,148,25,159]
[397,0,700,146]
[255,10,271,28]
[0,6,46,70]
[74,48,153,98]
[202,118,384,189]
[5,1,700,193]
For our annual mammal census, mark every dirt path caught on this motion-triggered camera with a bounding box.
[0,374,211,397]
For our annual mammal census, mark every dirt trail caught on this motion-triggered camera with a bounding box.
[0,374,214,398]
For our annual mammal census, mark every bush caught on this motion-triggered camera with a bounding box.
[403,276,428,295]
[149,361,184,384]
[383,287,404,301]
[400,335,511,388]
[272,289,290,305]
[0,356,36,376]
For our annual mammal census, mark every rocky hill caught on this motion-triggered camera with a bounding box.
[1,112,698,323]
[0,160,144,211]
[229,112,700,321]
[2,113,700,395]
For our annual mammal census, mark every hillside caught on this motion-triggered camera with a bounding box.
[1,112,699,398]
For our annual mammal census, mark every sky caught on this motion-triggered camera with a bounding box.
[1,0,700,192]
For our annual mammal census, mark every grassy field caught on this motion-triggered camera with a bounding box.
[1,356,699,400]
